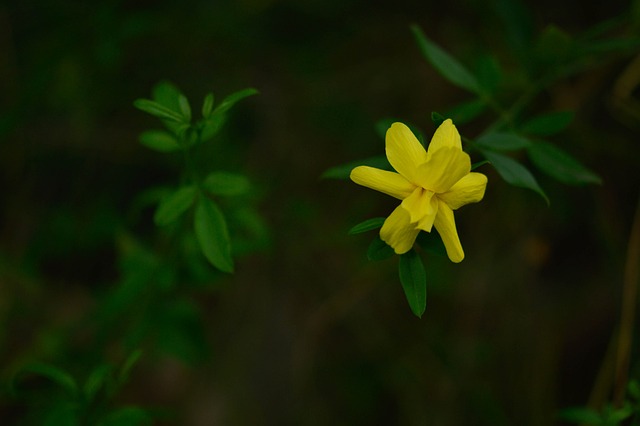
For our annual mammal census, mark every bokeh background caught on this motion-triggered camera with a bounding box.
[1,0,640,424]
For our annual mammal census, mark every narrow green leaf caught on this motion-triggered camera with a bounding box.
[534,25,572,64]
[348,217,386,235]
[194,197,234,273]
[154,186,197,227]
[200,114,226,142]
[411,25,482,94]
[431,111,446,126]
[83,364,113,402]
[475,132,531,151]
[202,172,251,197]
[178,94,191,122]
[471,160,490,170]
[118,350,143,386]
[476,54,502,94]
[444,99,487,124]
[213,88,259,115]
[202,93,214,119]
[482,150,548,203]
[416,231,447,257]
[527,141,602,185]
[13,363,78,397]
[133,99,184,123]
[399,250,427,318]
[139,130,180,153]
[367,236,395,261]
[521,111,574,136]
[321,155,391,180]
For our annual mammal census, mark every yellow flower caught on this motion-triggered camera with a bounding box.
[350,119,487,262]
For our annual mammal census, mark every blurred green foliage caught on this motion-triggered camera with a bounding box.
[1,0,640,425]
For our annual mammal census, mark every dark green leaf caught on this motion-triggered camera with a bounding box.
[178,94,191,122]
[367,235,395,261]
[201,93,214,119]
[534,25,572,64]
[475,132,531,151]
[521,111,574,136]
[527,141,602,185]
[558,407,602,424]
[482,150,548,203]
[348,217,386,235]
[628,380,640,400]
[117,350,143,386]
[399,249,427,318]
[471,160,490,170]
[575,37,640,55]
[476,54,502,94]
[202,172,251,197]
[97,407,152,426]
[83,364,113,402]
[321,155,391,180]
[139,130,180,153]
[153,186,197,227]
[416,231,447,257]
[194,197,234,273]
[213,88,258,115]
[444,99,487,124]
[133,99,184,123]
[431,111,446,126]
[200,114,226,142]
[43,403,81,426]
[411,25,482,94]
[13,363,78,397]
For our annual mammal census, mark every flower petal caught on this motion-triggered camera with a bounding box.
[427,119,462,154]
[385,122,428,185]
[350,166,416,200]
[439,172,488,210]
[434,201,464,263]
[380,204,420,254]
[417,147,471,193]
[400,187,439,232]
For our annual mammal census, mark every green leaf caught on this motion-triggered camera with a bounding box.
[444,99,487,124]
[43,402,81,426]
[476,54,502,94]
[154,186,197,227]
[367,235,395,261]
[527,141,602,185]
[202,93,214,119]
[411,25,482,94]
[416,231,446,257]
[475,132,531,151]
[139,130,180,153]
[178,94,191,122]
[13,363,78,397]
[117,350,143,386]
[202,172,251,197]
[471,160,490,170]
[348,217,386,235]
[213,88,259,115]
[482,150,548,203]
[133,99,184,123]
[431,111,446,126]
[521,111,574,136]
[83,364,113,402]
[152,81,183,111]
[194,197,234,273]
[558,407,603,424]
[200,114,226,142]
[399,249,427,318]
[534,25,572,64]
[321,155,391,180]
[97,407,152,426]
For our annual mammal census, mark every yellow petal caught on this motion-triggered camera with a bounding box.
[433,201,464,263]
[417,147,471,193]
[380,204,420,254]
[400,187,439,231]
[427,119,462,154]
[439,172,488,210]
[350,166,416,200]
[385,122,428,185]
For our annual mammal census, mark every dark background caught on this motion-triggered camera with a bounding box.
[1,0,639,424]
